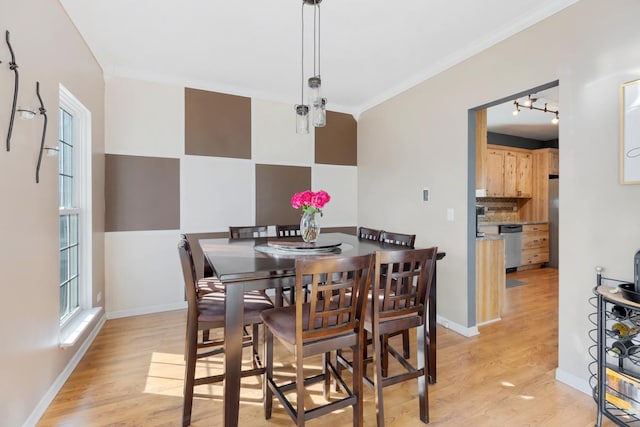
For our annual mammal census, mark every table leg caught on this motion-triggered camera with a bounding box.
[428,263,437,384]
[224,283,244,427]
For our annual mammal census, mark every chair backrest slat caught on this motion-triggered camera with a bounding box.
[358,226,382,241]
[295,254,373,343]
[229,225,268,239]
[276,224,301,238]
[379,230,416,248]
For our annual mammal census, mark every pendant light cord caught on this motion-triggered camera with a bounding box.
[301,2,305,105]
[317,2,320,77]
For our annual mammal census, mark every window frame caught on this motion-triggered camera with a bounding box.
[59,84,93,331]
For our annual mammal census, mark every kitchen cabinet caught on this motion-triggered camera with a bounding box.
[521,223,549,266]
[476,237,505,323]
[549,149,559,175]
[485,145,532,198]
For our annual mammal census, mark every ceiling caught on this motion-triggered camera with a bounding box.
[59,0,574,122]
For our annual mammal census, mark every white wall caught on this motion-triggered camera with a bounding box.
[0,1,105,425]
[104,76,358,316]
[358,0,640,390]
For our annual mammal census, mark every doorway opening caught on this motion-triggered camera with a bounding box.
[468,80,559,328]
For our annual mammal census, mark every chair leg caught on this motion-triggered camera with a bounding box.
[372,329,386,427]
[402,329,410,358]
[264,327,273,419]
[252,323,260,368]
[417,323,429,423]
[381,335,389,377]
[296,348,305,426]
[183,323,198,427]
[353,336,364,427]
[323,352,331,400]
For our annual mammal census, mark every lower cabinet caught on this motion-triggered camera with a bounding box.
[521,223,549,266]
[476,237,505,323]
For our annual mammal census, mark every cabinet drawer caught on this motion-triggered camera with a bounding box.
[522,223,549,235]
[522,249,549,265]
[522,233,549,249]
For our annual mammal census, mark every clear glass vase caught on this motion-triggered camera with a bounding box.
[300,211,320,243]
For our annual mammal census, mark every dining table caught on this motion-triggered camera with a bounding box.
[200,232,445,427]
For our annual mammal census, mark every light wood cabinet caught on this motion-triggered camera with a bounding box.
[549,149,559,175]
[521,223,549,266]
[516,152,533,197]
[486,148,505,197]
[485,145,533,198]
[524,148,559,222]
[476,237,505,323]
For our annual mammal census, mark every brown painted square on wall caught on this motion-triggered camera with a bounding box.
[105,154,180,232]
[315,111,357,166]
[255,164,311,226]
[184,87,251,159]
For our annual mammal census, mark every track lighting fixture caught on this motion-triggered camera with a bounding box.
[513,94,559,125]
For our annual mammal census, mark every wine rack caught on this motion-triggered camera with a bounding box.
[591,267,640,426]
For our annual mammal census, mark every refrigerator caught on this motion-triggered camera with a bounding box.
[548,177,559,268]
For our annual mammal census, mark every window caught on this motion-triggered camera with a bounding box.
[58,85,92,328]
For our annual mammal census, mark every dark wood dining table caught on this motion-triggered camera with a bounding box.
[200,232,445,427]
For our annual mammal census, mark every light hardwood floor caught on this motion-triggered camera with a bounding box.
[38,268,609,426]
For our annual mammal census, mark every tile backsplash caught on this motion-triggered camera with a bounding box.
[477,198,519,223]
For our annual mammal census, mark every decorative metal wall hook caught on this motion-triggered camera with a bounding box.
[35,82,48,183]
[6,30,19,152]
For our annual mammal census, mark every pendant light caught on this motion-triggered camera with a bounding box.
[295,0,326,134]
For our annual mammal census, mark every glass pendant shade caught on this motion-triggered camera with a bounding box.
[308,76,322,109]
[295,104,310,134]
[312,98,326,127]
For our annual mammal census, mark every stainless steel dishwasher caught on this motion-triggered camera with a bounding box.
[499,224,523,269]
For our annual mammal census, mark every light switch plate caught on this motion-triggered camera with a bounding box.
[447,208,454,221]
[422,188,430,202]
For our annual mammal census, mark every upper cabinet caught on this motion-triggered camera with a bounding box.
[485,145,533,198]
[548,148,559,175]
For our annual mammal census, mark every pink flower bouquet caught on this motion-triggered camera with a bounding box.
[291,190,331,216]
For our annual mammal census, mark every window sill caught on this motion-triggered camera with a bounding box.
[59,307,103,348]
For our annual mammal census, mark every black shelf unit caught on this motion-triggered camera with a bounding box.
[591,269,640,426]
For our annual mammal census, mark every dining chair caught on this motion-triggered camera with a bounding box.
[229,225,296,307]
[229,225,269,239]
[182,233,224,294]
[358,226,382,241]
[177,237,274,427]
[377,230,417,358]
[379,230,416,248]
[337,247,437,426]
[276,224,302,238]
[260,254,373,426]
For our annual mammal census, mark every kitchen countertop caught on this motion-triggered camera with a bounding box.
[476,234,504,241]
[479,221,548,226]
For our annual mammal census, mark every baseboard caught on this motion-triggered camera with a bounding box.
[23,312,107,427]
[555,367,592,395]
[436,314,479,337]
[106,301,187,319]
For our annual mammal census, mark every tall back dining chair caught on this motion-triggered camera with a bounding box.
[260,254,373,426]
[275,223,302,238]
[358,226,382,241]
[379,230,416,248]
[366,247,437,426]
[177,237,273,426]
[377,229,417,358]
[229,225,268,239]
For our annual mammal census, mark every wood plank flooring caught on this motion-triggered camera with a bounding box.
[37,268,610,426]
